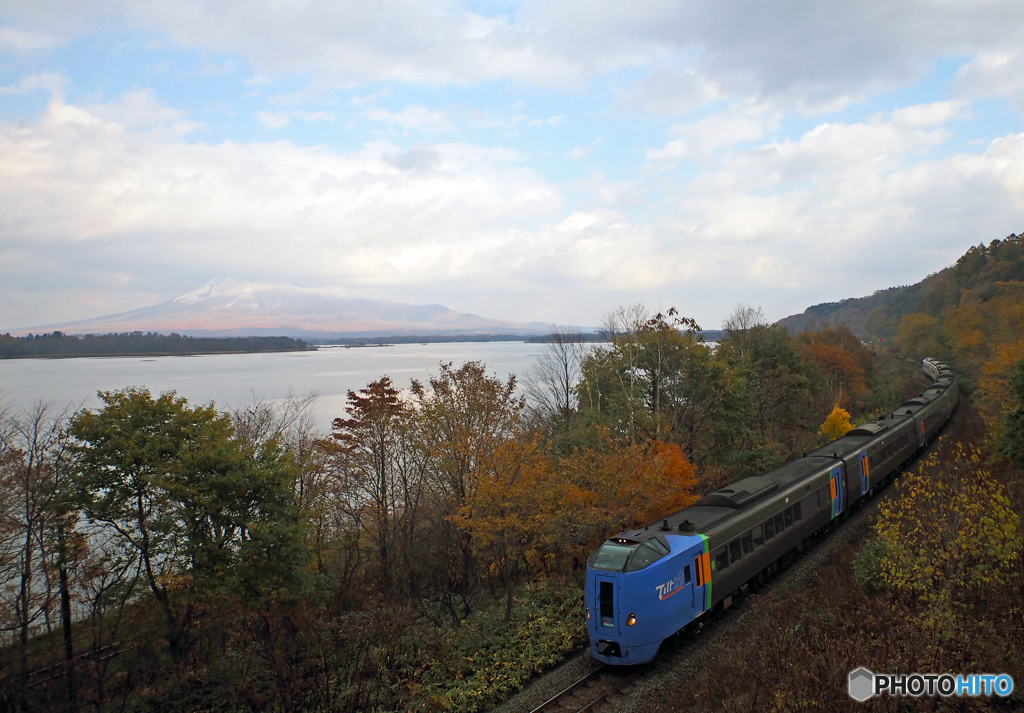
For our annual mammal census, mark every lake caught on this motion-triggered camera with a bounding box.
[0,342,549,433]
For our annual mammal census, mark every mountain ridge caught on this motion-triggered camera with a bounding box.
[10,277,550,338]
[776,232,1024,340]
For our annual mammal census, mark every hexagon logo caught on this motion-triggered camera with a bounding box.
[849,667,874,702]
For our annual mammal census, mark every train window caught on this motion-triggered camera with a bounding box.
[764,519,775,540]
[793,502,802,522]
[815,490,821,509]
[784,508,793,529]
[775,513,784,534]
[648,538,670,556]
[600,581,615,628]
[742,532,753,555]
[625,542,664,572]
[693,557,703,587]
[729,539,742,563]
[752,524,764,547]
[715,549,729,572]
[590,542,634,572]
[684,565,691,584]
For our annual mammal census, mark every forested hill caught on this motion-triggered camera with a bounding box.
[777,232,1024,342]
[0,331,312,358]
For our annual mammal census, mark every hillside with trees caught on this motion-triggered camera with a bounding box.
[778,231,1024,344]
[1,234,1022,711]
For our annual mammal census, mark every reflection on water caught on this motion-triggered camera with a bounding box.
[0,342,546,433]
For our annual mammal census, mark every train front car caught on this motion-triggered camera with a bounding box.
[585,529,709,665]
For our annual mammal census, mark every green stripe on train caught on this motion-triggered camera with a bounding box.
[699,533,711,611]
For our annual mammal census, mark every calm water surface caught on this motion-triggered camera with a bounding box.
[0,342,546,433]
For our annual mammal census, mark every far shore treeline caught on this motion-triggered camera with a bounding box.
[312,329,726,346]
[0,331,312,358]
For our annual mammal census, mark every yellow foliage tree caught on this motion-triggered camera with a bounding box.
[977,339,1024,434]
[871,444,1021,636]
[818,404,854,442]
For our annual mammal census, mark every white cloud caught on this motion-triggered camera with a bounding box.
[527,115,566,127]
[891,100,971,128]
[200,59,235,75]
[86,89,199,136]
[952,51,1024,112]
[464,109,529,128]
[566,145,589,159]
[295,111,336,123]
[243,73,272,86]
[365,105,453,132]
[0,72,68,95]
[0,26,61,52]
[647,105,779,168]
[7,89,1024,330]
[4,0,1021,110]
[0,94,569,325]
[255,110,289,128]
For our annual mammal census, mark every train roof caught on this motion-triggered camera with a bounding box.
[619,356,958,544]
[650,456,837,536]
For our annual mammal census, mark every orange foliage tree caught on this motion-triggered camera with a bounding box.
[556,431,697,557]
[977,340,1024,435]
[451,436,559,622]
[802,342,866,408]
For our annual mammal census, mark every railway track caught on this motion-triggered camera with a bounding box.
[520,405,965,713]
[527,665,641,713]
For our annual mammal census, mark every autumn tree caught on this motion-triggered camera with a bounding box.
[718,320,816,471]
[71,388,307,661]
[0,403,80,709]
[451,436,558,622]
[722,303,768,361]
[577,305,745,466]
[557,433,698,556]
[818,404,854,442]
[867,444,1021,636]
[893,312,943,362]
[998,357,1024,468]
[412,362,524,618]
[328,377,427,595]
[796,324,872,412]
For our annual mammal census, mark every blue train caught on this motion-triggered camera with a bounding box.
[585,358,958,665]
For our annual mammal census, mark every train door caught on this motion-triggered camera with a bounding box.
[690,540,711,616]
[917,417,926,447]
[859,451,869,495]
[594,575,620,636]
[829,465,844,519]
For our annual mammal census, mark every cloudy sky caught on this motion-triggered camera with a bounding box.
[2,0,1024,331]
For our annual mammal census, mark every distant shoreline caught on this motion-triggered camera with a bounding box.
[2,348,315,360]
[0,332,315,360]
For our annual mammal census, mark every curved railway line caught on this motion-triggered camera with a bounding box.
[515,398,965,713]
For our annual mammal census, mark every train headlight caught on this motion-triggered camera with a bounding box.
[587,608,590,620]
[627,613,636,626]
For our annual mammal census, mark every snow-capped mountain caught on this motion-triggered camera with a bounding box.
[16,278,548,337]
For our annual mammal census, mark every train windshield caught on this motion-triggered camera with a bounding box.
[590,542,634,571]
[625,542,665,572]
